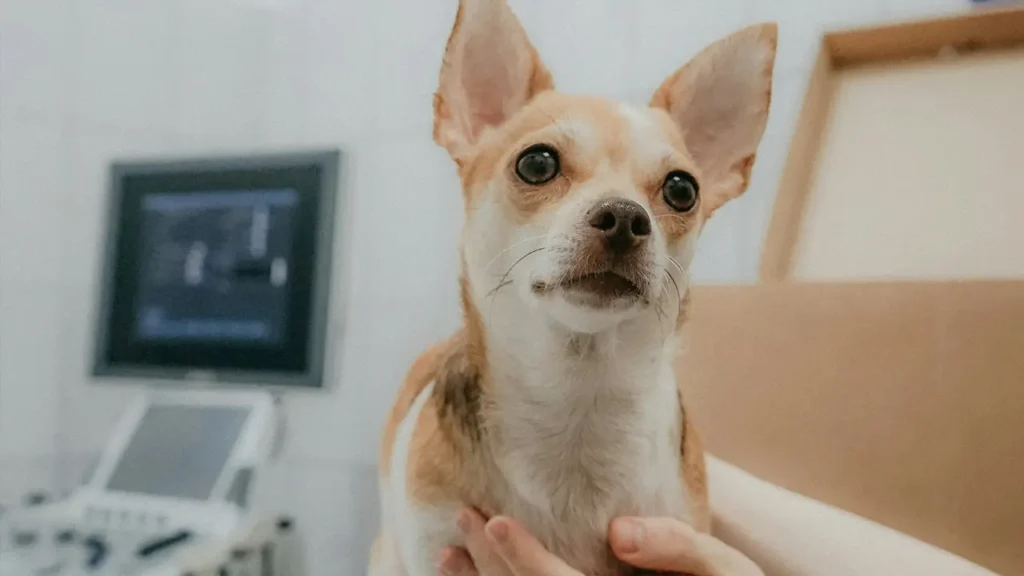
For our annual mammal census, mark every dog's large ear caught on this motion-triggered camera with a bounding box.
[651,24,777,216]
[433,0,554,159]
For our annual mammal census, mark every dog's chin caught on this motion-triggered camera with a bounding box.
[531,272,648,334]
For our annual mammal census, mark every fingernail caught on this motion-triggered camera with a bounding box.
[613,519,644,554]
[436,549,464,575]
[486,518,509,544]
[434,549,450,575]
[456,510,472,534]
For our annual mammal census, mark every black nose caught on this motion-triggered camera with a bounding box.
[587,198,651,253]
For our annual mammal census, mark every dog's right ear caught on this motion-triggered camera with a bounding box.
[433,0,554,160]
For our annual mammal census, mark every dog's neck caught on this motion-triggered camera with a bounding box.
[485,311,675,403]
[476,296,683,515]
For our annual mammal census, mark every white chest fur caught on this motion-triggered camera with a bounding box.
[489,331,690,576]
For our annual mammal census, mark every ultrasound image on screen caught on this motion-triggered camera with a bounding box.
[135,189,298,345]
[105,405,249,500]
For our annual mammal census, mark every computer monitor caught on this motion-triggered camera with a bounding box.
[92,151,341,389]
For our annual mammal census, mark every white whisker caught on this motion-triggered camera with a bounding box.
[484,235,547,275]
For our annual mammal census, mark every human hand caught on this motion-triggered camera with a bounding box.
[435,508,763,576]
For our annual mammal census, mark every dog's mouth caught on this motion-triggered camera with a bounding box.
[533,270,644,306]
[563,271,640,299]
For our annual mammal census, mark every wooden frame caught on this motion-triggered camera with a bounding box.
[759,5,1024,282]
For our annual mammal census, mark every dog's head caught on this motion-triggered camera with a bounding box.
[436,0,776,335]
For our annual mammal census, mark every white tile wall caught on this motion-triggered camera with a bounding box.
[0,0,982,567]
[73,0,181,132]
[252,7,312,146]
[511,0,639,95]
[0,278,63,457]
[0,113,70,284]
[625,0,756,94]
[302,0,387,143]
[175,0,265,147]
[0,0,76,118]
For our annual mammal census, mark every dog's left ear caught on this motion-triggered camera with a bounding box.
[651,23,777,216]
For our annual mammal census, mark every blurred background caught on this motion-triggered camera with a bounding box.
[0,0,1017,574]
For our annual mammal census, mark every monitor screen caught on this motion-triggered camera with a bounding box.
[105,405,250,500]
[136,189,298,345]
[93,151,339,388]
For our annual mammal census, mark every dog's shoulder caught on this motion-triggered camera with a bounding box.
[381,329,495,509]
[378,332,479,576]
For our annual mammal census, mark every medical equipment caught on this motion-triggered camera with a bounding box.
[0,150,345,575]
[0,388,300,576]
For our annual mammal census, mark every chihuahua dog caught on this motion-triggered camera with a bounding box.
[370,0,776,574]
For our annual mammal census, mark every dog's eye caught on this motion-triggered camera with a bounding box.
[662,171,699,212]
[515,145,560,185]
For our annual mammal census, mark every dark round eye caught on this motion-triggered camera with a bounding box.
[662,171,699,212]
[515,145,560,185]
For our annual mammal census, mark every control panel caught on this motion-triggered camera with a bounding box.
[0,496,298,575]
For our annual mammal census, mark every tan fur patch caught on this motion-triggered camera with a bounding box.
[681,413,710,532]
[674,378,709,533]
[407,386,472,505]
[406,331,503,513]
[378,325,495,508]
[675,288,693,332]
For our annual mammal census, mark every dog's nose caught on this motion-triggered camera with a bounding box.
[587,198,651,253]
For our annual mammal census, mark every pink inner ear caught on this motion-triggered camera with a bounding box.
[462,49,520,139]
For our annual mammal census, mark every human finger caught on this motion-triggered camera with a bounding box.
[455,508,513,576]
[610,517,709,574]
[485,516,581,576]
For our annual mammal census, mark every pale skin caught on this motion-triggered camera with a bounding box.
[435,509,764,576]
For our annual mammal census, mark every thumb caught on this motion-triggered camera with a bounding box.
[610,517,763,576]
[609,517,709,574]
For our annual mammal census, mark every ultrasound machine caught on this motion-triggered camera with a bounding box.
[0,151,341,576]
